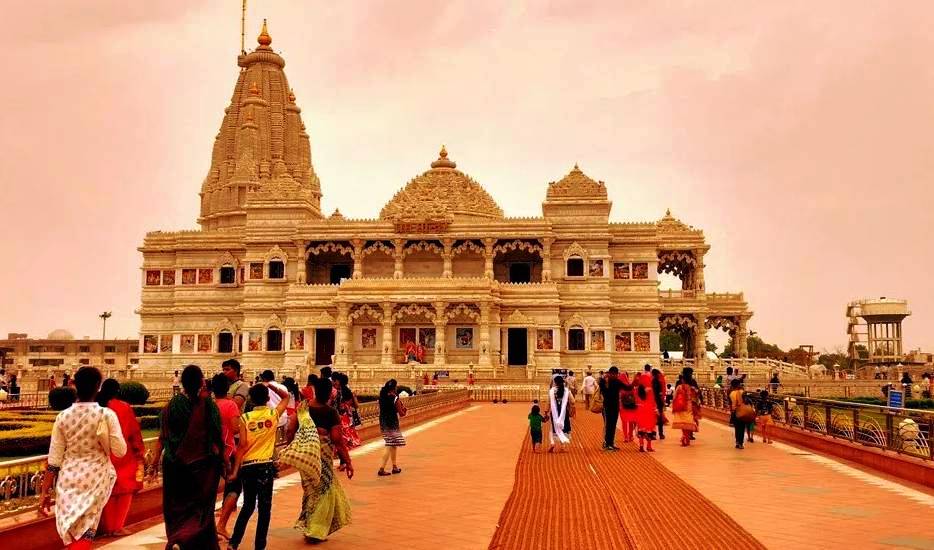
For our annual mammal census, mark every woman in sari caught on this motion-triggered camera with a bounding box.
[333,372,361,471]
[39,367,127,550]
[293,376,354,542]
[670,367,702,447]
[634,372,658,452]
[545,375,574,453]
[151,364,224,550]
[97,379,145,536]
[618,373,638,443]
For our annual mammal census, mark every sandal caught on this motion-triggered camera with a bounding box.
[377,469,392,477]
[391,467,402,474]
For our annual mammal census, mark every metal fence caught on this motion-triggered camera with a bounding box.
[0,387,176,411]
[701,387,933,461]
[0,389,469,519]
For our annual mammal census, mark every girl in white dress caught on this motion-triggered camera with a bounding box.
[39,366,127,549]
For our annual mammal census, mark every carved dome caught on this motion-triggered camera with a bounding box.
[198,20,322,230]
[546,164,607,199]
[47,329,74,340]
[379,147,504,223]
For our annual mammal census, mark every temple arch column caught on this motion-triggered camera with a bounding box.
[393,239,404,279]
[335,302,350,366]
[541,238,553,281]
[483,238,495,279]
[479,302,492,366]
[433,301,447,365]
[294,240,307,283]
[352,239,364,279]
[380,301,395,365]
[694,248,706,292]
[694,313,707,370]
[441,239,453,278]
[736,316,749,359]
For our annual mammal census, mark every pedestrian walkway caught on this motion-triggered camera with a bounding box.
[489,409,764,550]
[98,403,934,550]
[653,419,934,550]
[101,404,526,550]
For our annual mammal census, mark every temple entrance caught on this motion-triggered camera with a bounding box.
[315,328,335,365]
[508,328,528,366]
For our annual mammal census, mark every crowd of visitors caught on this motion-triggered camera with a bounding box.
[37,359,372,549]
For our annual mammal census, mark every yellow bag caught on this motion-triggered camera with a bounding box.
[590,388,604,413]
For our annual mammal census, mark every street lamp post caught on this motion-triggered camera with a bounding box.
[99,311,112,368]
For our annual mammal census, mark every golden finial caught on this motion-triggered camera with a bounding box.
[257,19,272,47]
[573,163,580,170]
[249,81,261,96]
[288,88,296,102]
[665,208,672,216]
[431,145,456,169]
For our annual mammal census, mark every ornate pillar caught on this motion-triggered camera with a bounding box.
[694,248,706,292]
[527,325,536,367]
[294,240,307,284]
[441,239,453,278]
[393,239,405,279]
[736,316,749,359]
[483,238,495,279]
[541,238,553,281]
[380,301,394,365]
[694,313,707,370]
[335,302,350,366]
[479,301,492,366]
[433,301,447,365]
[352,239,364,279]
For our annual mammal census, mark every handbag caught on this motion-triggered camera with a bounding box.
[736,403,757,423]
[278,405,322,484]
[590,387,604,413]
[351,408,362,427]
[96,409,111,456]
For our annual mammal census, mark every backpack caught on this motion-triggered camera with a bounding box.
[590,387,604,413]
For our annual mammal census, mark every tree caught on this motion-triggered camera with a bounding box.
[660,330,684,352]
[818,352,847,371]
[706,339,718,353]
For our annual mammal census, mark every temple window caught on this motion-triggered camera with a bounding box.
[508,262,532,283]
[266,329,283,351]
[218,331,234,353]
[268,259,285,279]
[566,257,584,277]
[330,264,352,284]
[568,327,586,350]
[104,345,116,353]
[79,345,90,353]
[493,243,543,283]
[220,266,236,284]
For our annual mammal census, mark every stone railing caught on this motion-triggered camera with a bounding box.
[0,388,176,411]
[701,387,933,461]
[661,357,809,378]
[0,389,469,519]
[659,289,697,299]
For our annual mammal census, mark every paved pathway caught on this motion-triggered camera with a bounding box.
[101,404,525,550]
[98,403,934,550]
[653,419,934,550]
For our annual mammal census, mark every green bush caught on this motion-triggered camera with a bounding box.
[132,403,167,417]
[48,387,77,410]
[138,415,160,430]
[906,399,934,410]
[119,381,150,405]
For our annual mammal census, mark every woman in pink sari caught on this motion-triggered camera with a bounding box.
[98,379,145,536]
[618,373,638,443]
[634,372,658,452]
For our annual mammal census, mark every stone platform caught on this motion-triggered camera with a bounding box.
[97,404,934,550]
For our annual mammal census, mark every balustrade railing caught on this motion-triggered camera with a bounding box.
[701,387,933,461]
[0,387,176,411]
[0,389,469,519]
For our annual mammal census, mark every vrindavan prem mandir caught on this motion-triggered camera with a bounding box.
[137,24,751,381]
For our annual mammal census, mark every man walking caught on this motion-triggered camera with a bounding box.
[582,371,597,409]
[599,366,623,451]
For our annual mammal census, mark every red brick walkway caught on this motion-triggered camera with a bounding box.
[489,407,765,550]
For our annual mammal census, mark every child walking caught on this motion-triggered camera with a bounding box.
[756,389,775,444]
[528,404,546,452]
[227,382,291,550]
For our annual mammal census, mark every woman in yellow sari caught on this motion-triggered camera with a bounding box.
[291,376,354,542]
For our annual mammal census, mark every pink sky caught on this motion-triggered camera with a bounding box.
[1,1,932,353]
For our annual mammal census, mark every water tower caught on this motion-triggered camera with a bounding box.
[846,297,911,373]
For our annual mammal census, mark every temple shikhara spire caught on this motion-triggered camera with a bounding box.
[138,21,763,383]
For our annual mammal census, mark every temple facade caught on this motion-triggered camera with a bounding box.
[138,24,751,380]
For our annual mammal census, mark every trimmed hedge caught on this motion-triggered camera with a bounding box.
[119,381,150,405]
